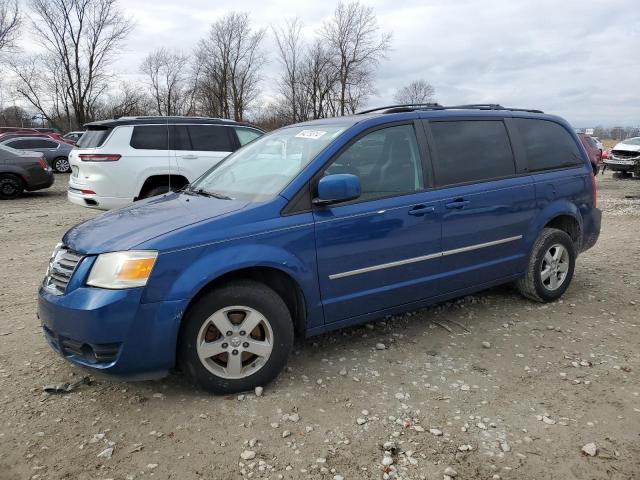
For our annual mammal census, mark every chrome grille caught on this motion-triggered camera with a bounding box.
[43,246,83,295]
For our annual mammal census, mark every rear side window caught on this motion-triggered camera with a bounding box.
[235,127,262,146]
[31,139,58,148]
[7,140,30,149]
[77,127,111,148]
[171,125,191,150]
[188,125,233,151]
[514,119,583,171]
[430,120,515,186]
[130,125,169,150]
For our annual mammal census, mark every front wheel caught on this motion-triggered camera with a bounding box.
[178,280,294,394]
[516,228,576,302]
[53,157,71,173]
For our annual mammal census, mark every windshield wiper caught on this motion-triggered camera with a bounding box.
[187,187,232,200]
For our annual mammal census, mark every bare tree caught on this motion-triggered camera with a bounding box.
[12,0,133,129]
[300,40,339,119]
[320,1,390,116]
[140,48,191,116]
[393,79,436,105]
[0,0,20,52]
[195,12,266,121]
[273,17,304,123]
[92,82,153,119]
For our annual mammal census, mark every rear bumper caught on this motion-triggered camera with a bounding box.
[26,171,54,191]
[67,187,130,210]
[38,286,188,379]
[580,207,601,253]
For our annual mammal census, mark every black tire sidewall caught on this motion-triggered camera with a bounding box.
[178,282,294,394]
[0,175,23,200]
[142,185,170,199]
[532,231,576,302]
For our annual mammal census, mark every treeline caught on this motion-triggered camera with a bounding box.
[0,0,436,132]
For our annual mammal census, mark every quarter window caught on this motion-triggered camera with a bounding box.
[130,125,169,150]
[430,120,515,186]
[235,127,262,146]
[514,118,583,171]
[188,125,233,152]
[324,124,424,201]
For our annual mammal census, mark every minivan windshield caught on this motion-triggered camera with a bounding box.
[189,125,347,201]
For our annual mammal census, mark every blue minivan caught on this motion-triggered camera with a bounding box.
[38,105,601,393]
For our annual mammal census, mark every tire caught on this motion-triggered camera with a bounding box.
[139,185,170,199]
[0,174,24,200]
[53,157,71,173]
[178,280,294,394]
[516,228,576,303]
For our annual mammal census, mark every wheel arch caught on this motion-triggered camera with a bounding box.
[137,174,190,199]
[180,265,308,338]
[529,201,583,252]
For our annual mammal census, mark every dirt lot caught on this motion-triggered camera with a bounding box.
[0,173,639,480]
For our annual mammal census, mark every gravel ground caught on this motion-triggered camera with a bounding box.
[0,173,639,480]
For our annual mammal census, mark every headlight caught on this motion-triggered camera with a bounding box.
[87,251,158,289]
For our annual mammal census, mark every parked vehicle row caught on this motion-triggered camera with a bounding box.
[0,136,74,173]
[38,104,601,394]
[0,127,75,146]
[67,116,264,209]
[0,144,54,199]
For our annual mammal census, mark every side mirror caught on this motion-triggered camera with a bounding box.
[313,173,361,206]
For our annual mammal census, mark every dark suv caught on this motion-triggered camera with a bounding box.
[39,104,600,393]
[0,144,54,199]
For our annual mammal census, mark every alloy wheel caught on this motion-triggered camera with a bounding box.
[540,243,569,291]
[196,306,274,380]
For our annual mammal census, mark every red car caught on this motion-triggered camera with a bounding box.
[0,131,75,145]
[577,133,601,175]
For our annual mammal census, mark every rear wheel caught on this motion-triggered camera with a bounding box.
[178,280,294,394]
[53,157,71,173]
[0,174,23,200]
[516,228,576,302]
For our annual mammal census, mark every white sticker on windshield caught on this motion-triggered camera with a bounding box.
[295,129,327,139]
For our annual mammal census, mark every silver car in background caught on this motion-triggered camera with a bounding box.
[604,137,640,176]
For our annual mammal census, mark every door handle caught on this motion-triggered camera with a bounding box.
[181,154,198,160]
[445,199,470,209]
[408,205,435,216]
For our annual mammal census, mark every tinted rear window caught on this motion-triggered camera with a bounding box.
[130,125,169,150]
[188,125,233,151]
[514,119,583,171]
[430,120,516,186]
[77,128,111,148]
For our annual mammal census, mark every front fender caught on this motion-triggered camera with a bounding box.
[142,234,323,330]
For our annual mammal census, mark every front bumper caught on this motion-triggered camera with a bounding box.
[603,159,637,172]
[38,286,188,379]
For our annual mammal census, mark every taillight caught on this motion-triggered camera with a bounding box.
[79,154,121,162]
[38,158,48,170]
[591,174,597,208]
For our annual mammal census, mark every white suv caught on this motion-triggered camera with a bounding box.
[68,117,263,210]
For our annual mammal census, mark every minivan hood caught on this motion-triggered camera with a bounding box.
[63,192,248,254]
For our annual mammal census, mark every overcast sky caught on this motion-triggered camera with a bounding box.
[21,0,640,126]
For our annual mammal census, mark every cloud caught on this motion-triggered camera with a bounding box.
[15,0,640,126]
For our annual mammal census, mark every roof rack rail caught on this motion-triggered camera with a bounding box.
[357,103,444,114]
[357,103,544,115]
